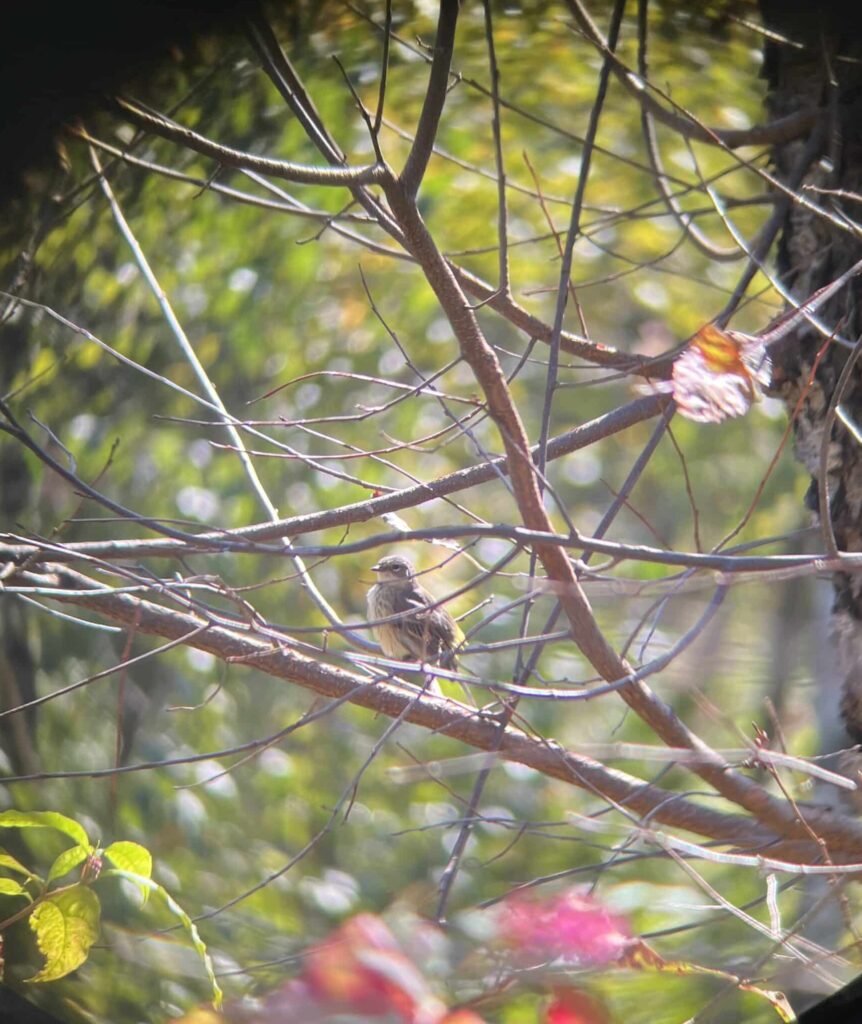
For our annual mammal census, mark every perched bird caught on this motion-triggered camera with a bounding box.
[367,555,464,670]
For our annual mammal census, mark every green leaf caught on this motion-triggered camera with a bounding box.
[0,849,37,880]
[27,886,101,982]
[103,842,153,903]
[0,878,31,899]
[47,846,89,884]
[103,841,152,878]
[0,811,91,850]
[104,869,222,1008]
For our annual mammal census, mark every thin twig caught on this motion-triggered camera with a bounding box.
[481,0,510,297]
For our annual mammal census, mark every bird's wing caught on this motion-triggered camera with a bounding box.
[395,582,464,666]
[402,582,435,611]
[407,583,464,646]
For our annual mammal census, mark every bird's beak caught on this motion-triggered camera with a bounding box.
[371,563,382,572]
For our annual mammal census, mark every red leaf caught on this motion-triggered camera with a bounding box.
[546,987,609,1024]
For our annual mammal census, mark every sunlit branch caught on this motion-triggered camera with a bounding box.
[0,396,666,565]
[381,151,824,839]
[7,561,862,861]
[89,146,358,646]
[114,97,388,187]
[566,0,818,148]
[72,127,376,222]
[480,0,510,299]
[636,0,742,263]
[245,11,406,244]
[400,0,459,198]
[538,0,626,482]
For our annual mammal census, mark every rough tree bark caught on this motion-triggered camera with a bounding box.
[760,2,862,743]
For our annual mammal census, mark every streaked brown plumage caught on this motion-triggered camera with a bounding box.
[367,555,464,669]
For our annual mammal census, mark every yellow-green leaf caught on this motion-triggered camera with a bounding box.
[0,878,31,899]
[48,846,89,884]
[103,841,152,879]
[0,849,37,880]
[738,982,795,1023]
[104,869,222,1008]
[103,842,152,903]
[27,886,101,983]
[0,811,90,851]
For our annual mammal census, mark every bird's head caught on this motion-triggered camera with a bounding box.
[370,555,415,582]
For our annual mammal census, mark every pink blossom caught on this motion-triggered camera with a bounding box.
[500,889,632,967]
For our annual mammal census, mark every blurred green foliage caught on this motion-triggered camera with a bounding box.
[0,2,831,1021]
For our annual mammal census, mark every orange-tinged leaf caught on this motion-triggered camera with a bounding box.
[692,325,752,375]
[670,326,771,423]
[640,324,772,423]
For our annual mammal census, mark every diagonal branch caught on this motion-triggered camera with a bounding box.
[113,97,387,188]
[379,165,839,842]
[0,396,666,565]
[9,560,862,862]
[565,0,818,148]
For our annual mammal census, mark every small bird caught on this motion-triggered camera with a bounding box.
[367,555,464,670]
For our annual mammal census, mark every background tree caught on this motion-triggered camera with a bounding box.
[1,2,862,1021]
[759,2,862,739]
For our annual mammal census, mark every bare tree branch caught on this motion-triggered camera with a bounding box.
[113,97,388,187]
[8,560,862,863]
[400,0,460,198]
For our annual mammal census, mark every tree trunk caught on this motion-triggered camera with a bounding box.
[760,1,862,742]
